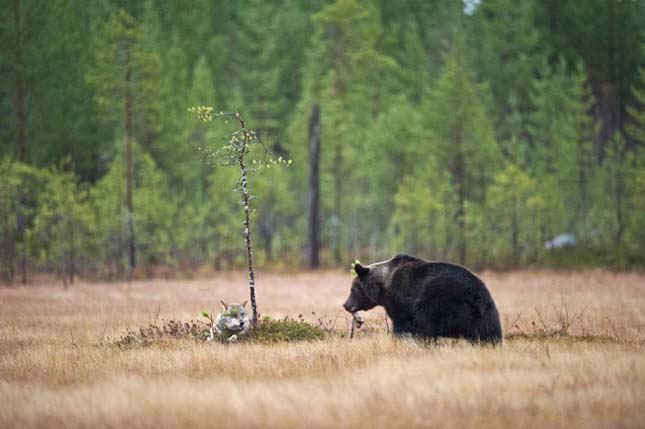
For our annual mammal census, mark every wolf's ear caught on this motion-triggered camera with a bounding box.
[220,300,229,310]
[355,263,369,278]
[241,300,248,307]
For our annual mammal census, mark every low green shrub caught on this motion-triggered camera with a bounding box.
[111,316,325,348]
[247,316,325,343]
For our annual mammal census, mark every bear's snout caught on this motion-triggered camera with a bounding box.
[342,300,355,313]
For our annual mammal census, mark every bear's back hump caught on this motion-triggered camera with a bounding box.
[391,260,488,297]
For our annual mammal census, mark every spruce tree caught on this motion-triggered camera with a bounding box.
[626,48,645,147]
[86,8,162,279]
[527,59,596,240]
[289,0,401,262]
[29,164,95,286]
[424,42,499,264]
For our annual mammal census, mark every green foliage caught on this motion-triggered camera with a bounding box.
[389,165,454,259]
[0,158,46,282]
[483,163,545,266]
[427,43,500,197]
[0,158,49,282]
[527,59,597,240]
[469,0,545,122]
[86,8,162,135]
[421,42,500,263]
[188,108,294,268]
[286,0,405,263]
[626,47,645,146]
[92,146,179,275]
[2,0,645,276]
[252,160,299,264]
[358,97,425,243]
[0,158,22,282]
[27,162,96,284]
[247,316,325,343]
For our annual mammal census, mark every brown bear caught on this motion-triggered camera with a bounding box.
[343,253,502,344]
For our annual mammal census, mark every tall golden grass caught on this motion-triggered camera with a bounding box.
[1,270,644,428]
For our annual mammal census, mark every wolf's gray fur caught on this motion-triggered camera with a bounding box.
[209,301,250,343]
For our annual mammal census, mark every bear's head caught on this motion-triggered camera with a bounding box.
[343,262,387,313]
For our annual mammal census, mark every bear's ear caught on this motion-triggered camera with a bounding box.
[355,263,370,278]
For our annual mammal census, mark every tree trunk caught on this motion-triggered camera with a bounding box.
[306,104,321,269]
[577,138,589,218]
[603,0,621,155]
[240,137,257,325]
[234,113,258,325]
[615,166,625,244]
[332,142,343,264]
[453,124,466,265]
[69,223,75,285]
[14,0,29,285]
[511,208,519,267]
[260,217,273,264]
[13,0,28,164]
[60,221,68,290]
[264,232,273,263]
[125,64,136,279]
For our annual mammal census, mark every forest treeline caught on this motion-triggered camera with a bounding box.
[1,0,645,283]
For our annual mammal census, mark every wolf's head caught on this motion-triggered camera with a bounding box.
[218,300,250,332]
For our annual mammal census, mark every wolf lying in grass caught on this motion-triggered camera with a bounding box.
[208,301,250,343]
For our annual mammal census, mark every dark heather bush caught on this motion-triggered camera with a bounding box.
[343,253,502,344]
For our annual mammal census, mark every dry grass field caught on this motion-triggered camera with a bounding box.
[1,270,644,428]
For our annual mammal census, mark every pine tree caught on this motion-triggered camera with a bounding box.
[534,0,643,149]
[389,161,454,260]
[424,42,499,264]
[626,47,645,147]
[624,49,645,252]
[0,158,20,282]
[468,0,544,125]
[155,34,191,185]
[598,133,630,244]
[359,96,425,248]
[0,0,50,283]
[92,147,177,277]
[527,59,597,240]
[86,8,162,278]
[289,0,401,262]
[28,164,95,286]
[233,0,290,138]
[0,158,48,283]
[485,163,543,267]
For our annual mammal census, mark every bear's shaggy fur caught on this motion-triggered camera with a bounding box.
[343,253,502,344]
